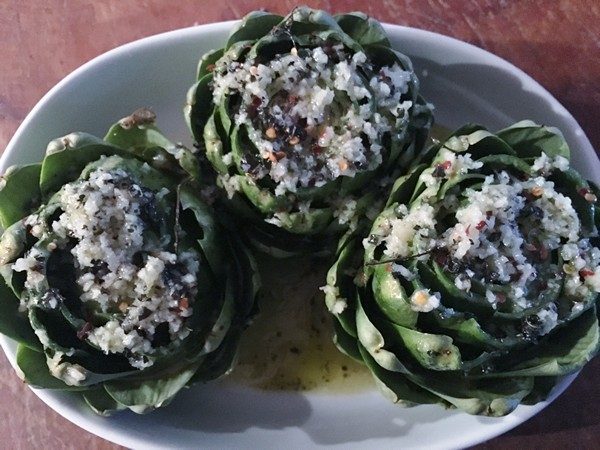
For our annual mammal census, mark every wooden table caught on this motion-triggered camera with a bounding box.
[0,1,598,448]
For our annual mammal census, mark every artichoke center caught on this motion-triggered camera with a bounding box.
[13,166,199,369]
[373,151,600,332]
[212,44,414,195]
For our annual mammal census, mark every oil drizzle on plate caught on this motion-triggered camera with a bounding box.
[228,255,374,393]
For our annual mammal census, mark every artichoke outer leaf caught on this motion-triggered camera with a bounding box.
[196,48,224,80]
[355,295,409,374]
[411,373,534,416]
[0,220,27,273]
[484,306,600,378]
[324,231,360,336]
[0,274,41,350]
[0,164,42,229]
[179,188,226,280]
[104,362,201,412]
[225,11,283,50]
[332,319,362,362]
[522,376,562,405]
[186,74,215,145]
[431,383,532,417]
[40,133,126,198]
[187,328,240,384]
[15,344,86,390]
[446,130,516,159]
[196,271,236,357]
[83,386,127,416]
[357,342,442,406]
[496,120,570,159]
[104,118,173,152]
[335,12,390,47]
[80,155,175,197]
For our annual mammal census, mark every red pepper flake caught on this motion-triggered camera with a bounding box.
[538,245,549,260]
[179,298,189,310]
[579,188,590,197]
[311,144,323,155]
[433,160,452,177]
[274,151,287,161]
[476,220,487,231]
[496,293,506,304]
[206,64,216,72]
[76,322,93,340]
[579,268,594,278]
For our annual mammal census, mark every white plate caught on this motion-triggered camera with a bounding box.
[1,21,598,450]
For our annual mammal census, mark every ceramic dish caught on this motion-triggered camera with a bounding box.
[1,20,598,449]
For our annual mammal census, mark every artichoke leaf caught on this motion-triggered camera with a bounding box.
[484,306,599,377]
[358,342,442,406]
[427,378,533,417]
[16,344,86,390]
[40,133,125,197]
[356,294,410,374]
[0,164,42,229]
[179,187,226,280]
[186,73,215,147]
[334,12,390,47]
[104,361,201,413]
[497,120,570,159]
[0,220,27,271]
[429,308,521,351]
[196,48,224,79]
[104,113,173,151]
[203,111,229,174]
[332,319,362,362]
[371,265,418,328]
[325,230,362,335]
[550,168,596,235]
[385,165,427,208]
[0,275,41,350]
[188,328,240,384]
[226,11,283,50]
[477,154,532,175]
[83,386,127,416]
[387,323,462,371]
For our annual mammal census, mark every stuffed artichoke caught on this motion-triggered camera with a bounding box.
[185,7,432,256]
[0,111,258,415]
[324,121,600,416]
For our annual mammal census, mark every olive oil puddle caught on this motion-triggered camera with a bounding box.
[227,255,374,393]
[227,125,452,393]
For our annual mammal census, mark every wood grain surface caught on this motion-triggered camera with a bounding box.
[0,1,598,449]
